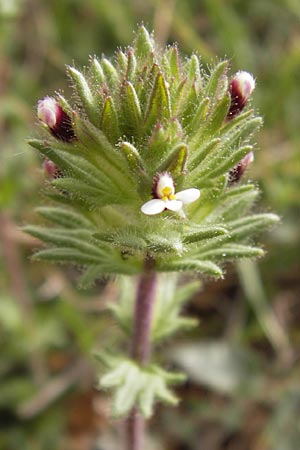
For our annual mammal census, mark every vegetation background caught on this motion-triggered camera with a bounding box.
[0,0,300,449]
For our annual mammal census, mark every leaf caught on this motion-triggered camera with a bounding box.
[36,207,94,229]
[183,226,228,244]
[24,226,104,257]
[188,137,221,170]
[198,145,253,181]
[156,143,188,175]
[100,96,120,143]
[94,228,147,251]
[51,177,112,207]
[98,358,183,418]
[205,60,228,99]
[120,141,146,178]
[220,116,263,149]
[73,115,137,196]
[144,72,171,131]
[134,26,154,60]
[205,92,231,135]
[125,48,137,81]
[90,57,105,85]
[78,265,103,288]
[198,243,264,260]
[56,94,73,116]
[67,66,99,126]
[121,81,142,133]
[228,213,280,240]
[163,45,181,81]
[186,96,209,135]
[101,58,119,91]
[159,259,223,277]
[33,248,103,265]
[207,186,259,222]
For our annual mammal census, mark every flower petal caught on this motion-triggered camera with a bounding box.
[175,188,200,205]
[141,199,166,215]
[165,199,183,211]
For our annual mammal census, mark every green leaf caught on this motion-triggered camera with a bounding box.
[199,145,253,181]
[24,226,104,257]
[156,143,188,176]
[219,109,253,136]
[120,141,146,177]
[121,81,142,133]
[198,243,264,260]
[188,137,221,170]
[144,72,171,131]
[98,358,183,418]
[94,228,147,251]
[159,259,223,277]
[33,248,103,265]
[205,93,231,135]
[186,96,209,135]
[205,60,228,99]
[90,57,105,85]
[56,94,73,116]
[163,45,181,81]
[117,50,128,75]
[134,26,154,61]
[185,54,201,89]
[205,186,259,222]
[228,213,280,240]
[73,114,137,196]
[183,226,228,244]
[125,48,137,81]
[78,265,103,288]
[101,58,119,91]
[36,206,94,229]
[219,116,263,149]
[67,66,99,126]
[51,177,112,208]
[100,96,120,143]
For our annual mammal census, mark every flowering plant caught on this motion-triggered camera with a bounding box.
[26,26,278,449]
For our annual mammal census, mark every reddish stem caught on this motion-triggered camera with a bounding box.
[125,257,157,450]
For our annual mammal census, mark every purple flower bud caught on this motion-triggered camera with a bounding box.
[229,151,254,184]
[228,71,255,119]
[43,158,62,179]
[37,97,75,142]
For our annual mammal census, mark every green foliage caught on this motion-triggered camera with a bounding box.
[96,354,185,418]
[27,26,277,282]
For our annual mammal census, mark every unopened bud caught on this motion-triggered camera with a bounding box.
[37,97,75,142]
[229,151,254,184]
[43,158,62,178]
[228,71,255,119]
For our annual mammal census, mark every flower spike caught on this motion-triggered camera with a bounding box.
[141,172,200,217]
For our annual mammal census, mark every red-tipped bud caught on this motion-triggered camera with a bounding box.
[37,97,75,142]
[229,151,254,184]
[228,71,255,119]
[43,158,62,179]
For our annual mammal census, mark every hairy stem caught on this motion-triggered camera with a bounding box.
[126,256,157,450]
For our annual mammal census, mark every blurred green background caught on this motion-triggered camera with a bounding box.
[1,0,300,449]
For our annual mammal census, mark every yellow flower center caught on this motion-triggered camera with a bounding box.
[161,186,176,201]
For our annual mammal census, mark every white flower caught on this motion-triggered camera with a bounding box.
[231,71,256,99]
[37,97,60,128]
[141,172,200,217]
